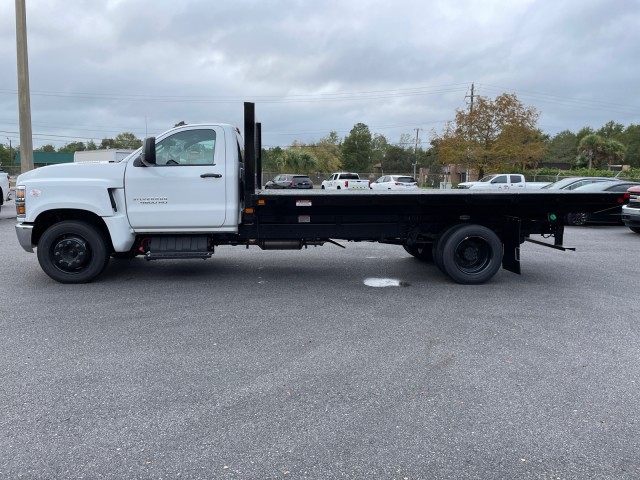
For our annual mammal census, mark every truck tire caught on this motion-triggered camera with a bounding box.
[567,212,590,226]
[37,220,110,284]
[403,244,434,262]
[433,225,465,273]
[439,224,503,285]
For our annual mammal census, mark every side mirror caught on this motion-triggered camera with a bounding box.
[141,137,156,166]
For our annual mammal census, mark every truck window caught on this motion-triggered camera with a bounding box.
[155,129,216,166]
[509,175,522,183]
[492,175,507,184]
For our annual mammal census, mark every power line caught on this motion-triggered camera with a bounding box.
[0,82,471,104]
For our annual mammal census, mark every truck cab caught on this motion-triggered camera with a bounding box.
[124,124,243,231]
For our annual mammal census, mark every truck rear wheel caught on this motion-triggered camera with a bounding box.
[403,244,434,262]
[567,212,590,226]
[433,225,465,273]
[438,224,503,284]
[37,220,110,284]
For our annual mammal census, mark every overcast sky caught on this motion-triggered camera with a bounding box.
[1,0,639,150]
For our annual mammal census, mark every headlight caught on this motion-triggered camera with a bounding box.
[15,185,26,217]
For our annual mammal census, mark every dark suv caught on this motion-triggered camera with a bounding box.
[264,174,313,189]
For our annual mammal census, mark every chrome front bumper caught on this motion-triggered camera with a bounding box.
[15,223,34,253]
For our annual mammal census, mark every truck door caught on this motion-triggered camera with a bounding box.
[124,126,227,229]
[329,174,337,188]
[509,175,524,188]
[492,175,508,189]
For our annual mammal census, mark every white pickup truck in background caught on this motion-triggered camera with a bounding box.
[0,168,10,212]
[320,172,370,190]
[457,174,550,190]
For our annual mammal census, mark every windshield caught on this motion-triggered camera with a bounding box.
[479,175,497,182]
[542,178,582,190]
[395,176,416,183]
[542,178,619,190]
[574,181,638,192]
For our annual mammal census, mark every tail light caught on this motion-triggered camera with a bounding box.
[345,181,349,188]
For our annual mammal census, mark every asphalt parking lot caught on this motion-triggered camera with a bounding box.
[1,205,640,479]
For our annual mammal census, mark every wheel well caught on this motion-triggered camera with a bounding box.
[32,209,114,252]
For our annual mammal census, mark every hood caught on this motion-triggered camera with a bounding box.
[16,161,127,188]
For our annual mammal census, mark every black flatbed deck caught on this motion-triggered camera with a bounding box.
[242,189,626,242]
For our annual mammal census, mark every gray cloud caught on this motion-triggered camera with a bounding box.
[1,0,639,150]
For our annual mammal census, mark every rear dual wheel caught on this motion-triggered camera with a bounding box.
[434,224,503,285]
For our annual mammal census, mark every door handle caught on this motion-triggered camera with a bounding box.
[200,173,222,178]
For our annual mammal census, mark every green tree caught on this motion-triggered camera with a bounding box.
[597,121,624,140]
[58,141,86,153]
[282,148,317,173]
[262,146,284,172]
[370,133,389,172]
[310,132,342,173]
[575,127,595,144]
[577,134,626,169]
[543,130,578,166]
[101,132,142,150]
[0,144,10,166]
[435,93,544,177]
[381,145,413,173]
[35,144,56,152]
[621,124,640,168]
[341,123,373,172]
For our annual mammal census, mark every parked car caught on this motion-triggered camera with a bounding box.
[0,168,10,212]
[621,185,640,233]
[264,174,313,189]
[564,181,640,225]
[541,176,622,191]
[370,175,419,190]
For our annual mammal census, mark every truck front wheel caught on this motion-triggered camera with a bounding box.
[438,224,503,285]
[37,220,110,284]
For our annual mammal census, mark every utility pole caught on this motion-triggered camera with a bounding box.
[466,82,475,115]
[413,128,420,179]
[15,0,34,172]
[463,83,475,182]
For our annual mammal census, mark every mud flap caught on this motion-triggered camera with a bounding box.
[502,217,521,275]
